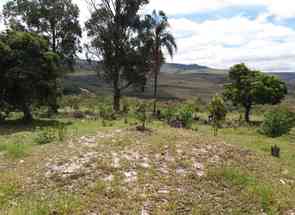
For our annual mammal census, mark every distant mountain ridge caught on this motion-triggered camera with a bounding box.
[75,59,225,74]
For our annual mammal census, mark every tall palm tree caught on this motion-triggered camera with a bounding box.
[149,10,177,114]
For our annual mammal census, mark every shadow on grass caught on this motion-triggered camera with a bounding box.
[0,119,72,136]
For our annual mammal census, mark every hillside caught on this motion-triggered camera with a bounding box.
[67,61,295,102]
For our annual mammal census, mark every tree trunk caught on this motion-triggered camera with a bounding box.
[22,105,33,122]
[52,25,57,53]
[48,81,59,116]
[153,67,159,114]
[245,106,251,123]
[113,89,121,112]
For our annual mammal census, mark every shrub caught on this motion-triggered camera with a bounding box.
[160,102,196,129]
[161,105,177,122]
[259,110,295,138]
[35,127,57,145]
[135,101,151,130]
[99,104,114,121]
[56,124,68,142]
[177,104,194,128]
[208,95,227,136]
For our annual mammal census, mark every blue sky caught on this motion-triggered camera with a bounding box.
[1,0,295,72]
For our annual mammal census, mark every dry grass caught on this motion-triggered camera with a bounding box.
[1,122,295,214]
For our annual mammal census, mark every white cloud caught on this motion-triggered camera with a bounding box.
[147,0,295,20]
[1,0,295,72]
[168,16,295,72]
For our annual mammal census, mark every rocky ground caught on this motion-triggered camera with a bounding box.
[1,127,295,214]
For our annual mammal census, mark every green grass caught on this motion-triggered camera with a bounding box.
[1,96,295,214]
[209,167,277,213]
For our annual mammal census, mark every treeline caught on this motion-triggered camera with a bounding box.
[0,0,176,120]
[0,0,288,125]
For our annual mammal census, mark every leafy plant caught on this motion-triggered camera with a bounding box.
[177,104,194,129]
[56,124,68,142]
[259,109,295,138]
[208,95,227,136]
[99,104,114,126]
[35,128,57,145]
[135,102,151,130]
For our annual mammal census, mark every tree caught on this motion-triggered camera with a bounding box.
[3,0,82,113]
[0,30,61,122]
[3,0,81,67]
[147,10,177,114]
[208,95,227,136]
[224,63,287,123]
[85,0,153,111]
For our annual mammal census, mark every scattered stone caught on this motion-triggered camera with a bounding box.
[124,171,137,183]
[103,174,114,182]
[112,153,121,168]
[158,188,170,194]
[193,161,205,177]
[280,179,286,185]
[176,167,187,176]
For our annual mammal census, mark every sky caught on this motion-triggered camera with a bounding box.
[1,0,295,72]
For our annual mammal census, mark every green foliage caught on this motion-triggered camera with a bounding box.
[56,124,68,142]
[0,182,18,207]
[3,0,82,69]
[211,167,276,213]
[161,105,177,123]
[160,102,196,128]
[135,101,151,129]
[3,138,28,159]
[224,63,287,122]
[99,104,114,121]
[177,104,194,128]
[62,96,82,111]
[85,0,154,111]
[259,109,295,138]
[34,127,57,145]
[0,30,61,121]
[146,10,177,113]
[208,95,227,136]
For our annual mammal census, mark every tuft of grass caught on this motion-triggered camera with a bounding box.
[209,167,277,213]
[0,136,30,159]
[6,142,27,159]
[0,183,18,208]
[2,193,81,215]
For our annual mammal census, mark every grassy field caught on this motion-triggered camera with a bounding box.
[1,68,295,214]
[0,95,295,214]
[64,68,295,102]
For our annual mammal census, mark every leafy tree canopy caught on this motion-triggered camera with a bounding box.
[0,30,61,121]
[224,63,287,122]
[3,0,82,69]
[85,0,153,111]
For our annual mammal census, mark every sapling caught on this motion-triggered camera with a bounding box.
[208,95,227,136]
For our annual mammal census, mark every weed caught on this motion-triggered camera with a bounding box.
[34,127,56,145]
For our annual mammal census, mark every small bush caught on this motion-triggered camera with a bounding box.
[161,103,195,129]
[208,95,227,136]
[177,105,194,128]
[99,104,115,121]
[35,127,57,145]
[160,106,177,122]
[135,102,151,130]
[56,124,68,142]
[259,110,295,138]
